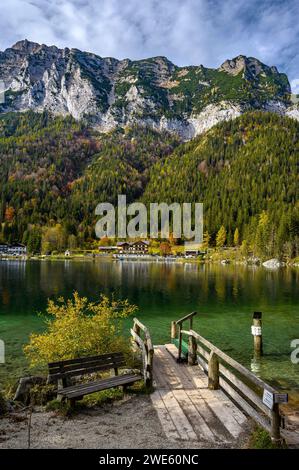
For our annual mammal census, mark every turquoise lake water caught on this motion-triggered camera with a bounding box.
[0,259,298,405]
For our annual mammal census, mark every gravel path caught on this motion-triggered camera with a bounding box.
[0,395,251,449]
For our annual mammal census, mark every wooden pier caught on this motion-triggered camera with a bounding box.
[151,344,248,443]
[131,313,298,446]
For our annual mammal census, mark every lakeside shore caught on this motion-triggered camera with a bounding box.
[1,251,299,267]
[0,393,254,449]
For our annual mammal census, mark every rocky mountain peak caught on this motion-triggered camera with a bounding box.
[0,40,296,139]
[10,39,43,54]
[219,55,276,79]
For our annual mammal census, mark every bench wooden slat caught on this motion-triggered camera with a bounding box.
[48,352,123,370]
[49,356,125,374]
[48,352,125,381]
[59,374,141,395]
[49,359,126,380]
[59,374,142,399]
[49,362,124,375]
[57,373,140,394]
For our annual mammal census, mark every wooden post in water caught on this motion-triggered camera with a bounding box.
[171,321,177,342]
[208,351,219,389]
[188,334,197,365]
[252,311,263,357]
[270,403,281,443]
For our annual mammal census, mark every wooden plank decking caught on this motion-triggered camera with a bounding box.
[151,345,249,443]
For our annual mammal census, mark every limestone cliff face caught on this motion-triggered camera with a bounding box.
[0,40,296,139]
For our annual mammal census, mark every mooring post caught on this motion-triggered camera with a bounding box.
[252,311,263,357]
[171,321,177,342]
[208,351,219,389]
[188,334,197,365]
[270,403,281,444]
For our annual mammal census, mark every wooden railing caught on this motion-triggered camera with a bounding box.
[170,314,287,443]
[171,311,197,362]
[130,318,154,388]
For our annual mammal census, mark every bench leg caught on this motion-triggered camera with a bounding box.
[123,385,128,396]
[69,398,76,408]
[57,393,65,403]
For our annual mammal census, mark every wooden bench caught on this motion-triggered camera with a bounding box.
[48,351,142,405]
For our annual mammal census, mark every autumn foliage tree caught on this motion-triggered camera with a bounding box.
[216,226,227,249]
[233,228,240,247]
[159,242,172,256]
[201,231,211,250]
[98,236,112,247]
[24,292,138,367]
[4,206,15,222]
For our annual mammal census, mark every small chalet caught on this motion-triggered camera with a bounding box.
[0,244,8,254]
[185,249,200,257]
[98,246,118,253]
[117,241,150,254]
[0,243,27,256]
[184,243,203,257]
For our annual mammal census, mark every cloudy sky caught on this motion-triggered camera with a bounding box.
[1,0,298,91]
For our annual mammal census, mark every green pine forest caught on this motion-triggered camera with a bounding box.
[0,110,298,259]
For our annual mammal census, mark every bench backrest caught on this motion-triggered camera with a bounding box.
[48,351,125,381]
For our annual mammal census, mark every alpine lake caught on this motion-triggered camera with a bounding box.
[0,258,298,409]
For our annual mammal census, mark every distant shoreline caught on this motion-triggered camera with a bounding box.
[0,254,298,268]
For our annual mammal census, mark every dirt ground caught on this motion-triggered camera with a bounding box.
[0,395,251,449]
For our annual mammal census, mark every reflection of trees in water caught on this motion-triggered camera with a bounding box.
[0,261,27,309]
[214,268,227,302]
[194,264,299,307]
[1,260,298,317]
[0,260,26,283]
[40,261,63,296]
[2,288,10,306]
[35,260,299,310]
[232,272,239,299]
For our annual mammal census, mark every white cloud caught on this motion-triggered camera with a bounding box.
[0,0,298,89]
[291,79,299,95]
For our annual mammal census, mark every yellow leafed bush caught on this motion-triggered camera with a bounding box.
[24,292,138,367]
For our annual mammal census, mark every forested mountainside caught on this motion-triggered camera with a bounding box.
[0,39,298,139]
[0,111,180,250]
[0,110,298,258]
[0,112,97,248]
[143,112,299,257]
